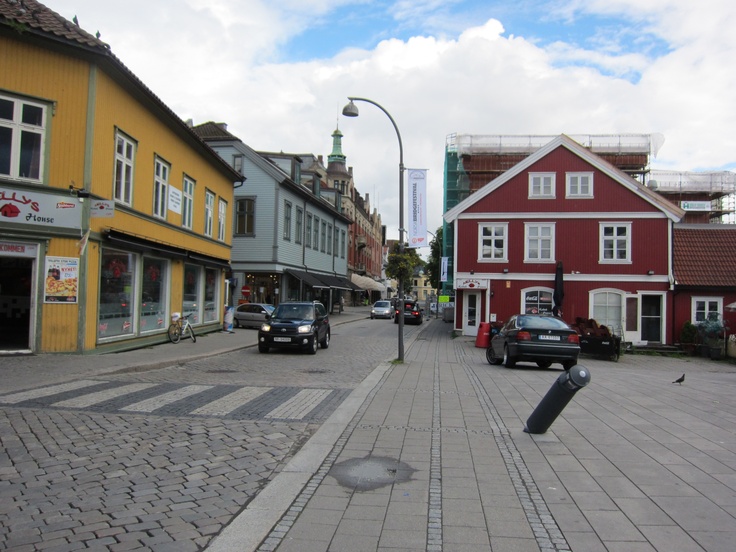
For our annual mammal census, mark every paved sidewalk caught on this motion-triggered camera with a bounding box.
[209,321,736,552]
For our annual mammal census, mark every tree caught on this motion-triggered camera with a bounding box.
[425,227,443,290]
[385,243,423,297]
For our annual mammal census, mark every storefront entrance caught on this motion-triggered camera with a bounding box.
[0,256,34,351]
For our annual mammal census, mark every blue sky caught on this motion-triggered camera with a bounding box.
[49,0,736,241]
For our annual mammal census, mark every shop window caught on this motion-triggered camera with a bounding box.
[204,268,219,323]
[183,264,202,323]
[140,258,167,333]
[592,290,624,331]
[98,250,136,339]
[523,287,553,315]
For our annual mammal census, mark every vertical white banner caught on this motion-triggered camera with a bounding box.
[440,257,448,282]
[406,169,427,248]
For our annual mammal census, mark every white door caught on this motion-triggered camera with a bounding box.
[463,291,480,337]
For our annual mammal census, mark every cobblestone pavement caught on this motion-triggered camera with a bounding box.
[0,314,414,551]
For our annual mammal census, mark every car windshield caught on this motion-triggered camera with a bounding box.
[517,316,569,330]
[375,301,389,308]
[274,304,314,320]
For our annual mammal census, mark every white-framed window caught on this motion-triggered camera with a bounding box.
[306,213,313,247]
[327,224,333,255]
[114,130,136,204]
[283,201,292,240]
[204,190,215,237]
[313,216,319,248]
[182,175,195,229]
[321,221,327,252]
[600,222,631,263]
[217,198,227,242]
[528,172,555,198]
[522,287,553,315]
[0,93,47,182]
[566,172,593,198]
[692,297,722,323]
[233,154,244,175]
[295,207,303,244]
[235,198,255,235]
[478,223,508,261]
[591,289,624,331]
[153,157,169,219]
[524,223,555,262]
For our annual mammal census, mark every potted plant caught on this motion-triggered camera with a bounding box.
[679,321,698,355]
[696,313,729,360]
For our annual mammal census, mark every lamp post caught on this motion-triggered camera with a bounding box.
[342,97,405,362]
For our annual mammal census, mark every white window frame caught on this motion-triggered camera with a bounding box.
[528,172,555,198]
[217,198,227,242]
[283,200,292,240]
[306,213,313,247]
[204,190,215,237]
[295,207,303,245]
[114,130,136,205]
[0,93,47,182]
[591,289,625,332]
[524,223,555,262]
[691,297,722,323]
[478,222,508,262]
[566,172,593,198]
[182,175,195,229]
[599,222,632,263]
[521,287,554,315]
[327,224,333,255]
[153,157,169,219]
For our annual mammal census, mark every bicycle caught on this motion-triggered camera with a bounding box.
[168,312,197,344]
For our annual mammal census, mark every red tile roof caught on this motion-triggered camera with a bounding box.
[673,225,736,287]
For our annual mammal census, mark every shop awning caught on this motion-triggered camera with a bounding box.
[317,274,358,291]
[350,273,387,292]
[105,230,188,258]
[286,269,329,289]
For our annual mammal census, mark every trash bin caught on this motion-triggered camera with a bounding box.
[524,365,591,434]
[475,322,491,348]
[443,306,454,323]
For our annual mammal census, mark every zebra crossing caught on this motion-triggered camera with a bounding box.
[0,379,350,422]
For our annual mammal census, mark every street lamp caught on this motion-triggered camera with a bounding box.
[342,97,405,361]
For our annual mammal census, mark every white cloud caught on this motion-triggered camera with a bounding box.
[47,0,736,243]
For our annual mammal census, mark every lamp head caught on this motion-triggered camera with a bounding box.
[342,100,359,117]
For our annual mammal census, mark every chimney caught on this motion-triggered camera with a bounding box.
[312,174,320,198]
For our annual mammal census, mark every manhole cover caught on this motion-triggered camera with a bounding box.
[329,456,415,491]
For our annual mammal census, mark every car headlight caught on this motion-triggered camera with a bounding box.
[261,323,271,332]
[297,324,312,334]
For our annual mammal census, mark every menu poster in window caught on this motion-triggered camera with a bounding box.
[44,256,79,303]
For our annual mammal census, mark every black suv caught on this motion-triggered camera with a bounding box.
[394,300,423,325]
[258,301,330,354]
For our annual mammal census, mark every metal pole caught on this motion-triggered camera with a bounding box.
[343,97,405,361]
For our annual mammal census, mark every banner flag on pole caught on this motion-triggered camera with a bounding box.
[440,257,448,282]
[406,169,427,248]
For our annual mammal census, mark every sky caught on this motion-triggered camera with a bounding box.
[48,0,736,255]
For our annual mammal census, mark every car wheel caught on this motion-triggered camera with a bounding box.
[536,361,552,369]
[258,344,269,353]
[371,315,374,319]
[486,346,502,365]
[234,318,241,328]
[308,333,318,354]
[562,360,576,370]
[503,345,516,368]
[320,330,330,349]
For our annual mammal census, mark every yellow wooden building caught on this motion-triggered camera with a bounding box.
[0,2,242,353]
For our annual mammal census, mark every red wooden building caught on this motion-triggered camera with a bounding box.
[443,135,686,345]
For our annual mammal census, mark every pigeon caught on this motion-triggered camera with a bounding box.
[672,374,685,385]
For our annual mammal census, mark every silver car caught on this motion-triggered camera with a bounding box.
[371,300,394,319]
[233,303,274,328]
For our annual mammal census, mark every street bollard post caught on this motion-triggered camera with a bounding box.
[524,365,591,434]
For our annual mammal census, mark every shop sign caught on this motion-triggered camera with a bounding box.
[0,186,82,229]
[44,256,79,303]
[0,241,38,258]
[680,200,711,211]
[90,199,115,218]
[457,278,488,289]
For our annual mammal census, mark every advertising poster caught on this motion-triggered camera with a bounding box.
[407,169,427,248]
[44,256,79,303]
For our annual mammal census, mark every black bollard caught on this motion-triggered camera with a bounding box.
[524,365,591,434]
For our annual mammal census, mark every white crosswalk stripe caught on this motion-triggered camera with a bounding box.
[0,380,106,404]
[121,385,214,412]
[191,386,271,416]
[265,389,332,420]
[53,383,158,408]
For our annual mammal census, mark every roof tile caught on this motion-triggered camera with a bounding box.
[673,226,736,287]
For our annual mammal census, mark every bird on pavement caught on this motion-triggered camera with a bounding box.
[672,374,685,385]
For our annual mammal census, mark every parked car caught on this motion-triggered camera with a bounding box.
[233,303,274,328]
[258,301,330,354]
[394,300,423,325]
[371,300,394,319]
[486,314,580,369]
